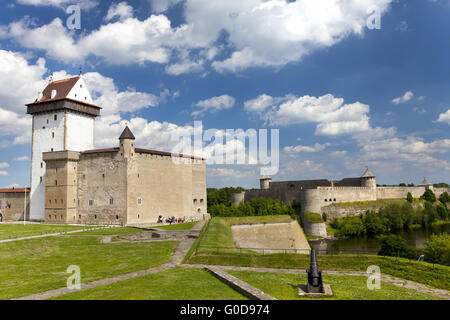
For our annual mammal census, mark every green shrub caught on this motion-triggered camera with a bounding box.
[424,233,450,266]
[439,192,450,204]
[406,192,413,203]
[207,187,245,210]
[303,211,324,223]
[378,234,421,260]
[436,204,449,221]
[209,198,295,218]
[421,189,437,203]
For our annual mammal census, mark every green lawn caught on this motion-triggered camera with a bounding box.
[0,224,90,240]
[78,227,146,236]
[326,199,408,209]
[188,253,450,291]
[228,271,441,300]
[0,233,176,299]
[152,221,199,230]
[303,211,324,223]
[53,267,247,300]
[196,216,293,254]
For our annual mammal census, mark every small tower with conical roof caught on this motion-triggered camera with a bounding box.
[260,176,272,190]
[119,126,135,159]
[361,167,376,189]
[419,178,434,191]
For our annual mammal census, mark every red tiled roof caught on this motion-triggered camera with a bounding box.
[0,188,30,193]
[36,77,79,103]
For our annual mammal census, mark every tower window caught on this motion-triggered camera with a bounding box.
[41,162,43,168]
[54,115,57,121]
[137,198,142,205]
[109,198,114,205]
[40,177,42,183]
[89,200,93,206]
[55,180,58,186]
[52,132,55,138]
[51,148,54,152]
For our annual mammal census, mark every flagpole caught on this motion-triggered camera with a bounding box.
[23,186,27,225]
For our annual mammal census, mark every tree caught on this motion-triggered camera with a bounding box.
[399,183,406,187]
[421,189,437,203]
[436,204,449,221]
[424,234,450,266]
[378,234,420,259]
[434,183,449,188]
[406,192,413,203]
[439,192,450,204]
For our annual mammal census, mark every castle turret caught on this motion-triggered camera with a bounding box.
[260,176,272,190]
[27,75,101,221]
[119,126,136,159]
[361,167,376,189]
[419,178,434,191]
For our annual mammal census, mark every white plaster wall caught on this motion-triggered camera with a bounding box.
[66,78,93,104]
[30,111,65,220]
[66,112,94,151]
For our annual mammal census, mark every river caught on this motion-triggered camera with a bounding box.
[309,223,450,254]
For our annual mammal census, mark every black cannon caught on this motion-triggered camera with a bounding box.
[306,249,324,293]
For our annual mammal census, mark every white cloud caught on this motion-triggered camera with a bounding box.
[13,156,29,161]
[437,109,450,124]
[0,162,9,169]
[246,93,373,137]
[0,171,8,176]
[0,107,32,147]
[105,2,133,22]
[4,0,393,73]
[331,150,348,157]
[16,0,98,10]
[284,143,329,153]
[192,94,235,116]
[0,50,47,113]
[392,90,414,104]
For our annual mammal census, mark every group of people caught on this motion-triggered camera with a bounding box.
[157,215,193,224]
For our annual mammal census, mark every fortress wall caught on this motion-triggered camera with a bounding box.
[77,152,128,225]
[376,187,425,199]
[434,188,450,198]
[0,192,30,221]
[127,154,205,225]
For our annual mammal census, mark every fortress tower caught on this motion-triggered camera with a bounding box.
[26,76,101,221]
[360,167,376,189]
[260,176,272,190]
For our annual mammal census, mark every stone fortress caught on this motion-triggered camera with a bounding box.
[0,75,207,225]
[232,168,450,217]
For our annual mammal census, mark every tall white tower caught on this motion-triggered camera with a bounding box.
[26,76,101,221]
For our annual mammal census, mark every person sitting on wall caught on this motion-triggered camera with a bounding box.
[158,215,162,223]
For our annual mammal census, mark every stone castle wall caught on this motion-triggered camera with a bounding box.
[0,191,30,221]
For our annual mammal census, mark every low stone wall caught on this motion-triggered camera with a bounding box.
[321,206,368,220]
[300,212,327,237]
[231,221,310,253]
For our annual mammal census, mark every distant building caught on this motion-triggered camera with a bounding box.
[233,169,450,215]
[0,188,30,222]
[22,76,206,225]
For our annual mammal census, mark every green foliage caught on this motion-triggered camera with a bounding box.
[209,198,295,218]
[434,183,449,188]
[377,234,421,260]
[424,233,450,266]
[207,187,245,210]
[303,211,324,223]
[421,189,437,202]
[332,202,446,238]
[439,192,450,204]
[406,192,413,203]
[399,183,406,187]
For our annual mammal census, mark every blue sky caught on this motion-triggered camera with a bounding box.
[0,0,449,189]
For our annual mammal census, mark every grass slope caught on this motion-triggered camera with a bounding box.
[0,234,176,299]
[152,221,199,230]
[228,271,441,300]
[0,224,88,240]
[53,267,247,300]
[197,216,293,254]
[188,253,450,291]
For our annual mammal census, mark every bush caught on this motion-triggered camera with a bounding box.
[208,198,295,218]
[378,235,421,260]
[406,192,413,203]
[421,189,437,203]
[207,187,245,210]
[439,192,450,204]
[436,204,449,221]
[424,234,450,266]
[303,211,324,223]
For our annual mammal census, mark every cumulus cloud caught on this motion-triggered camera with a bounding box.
[392,90,414,104]
[284,143,329,153]
[437,109,450,124]
[245,93,374,137]
[4,0,393,73]
[192,94,235,116]
[16,0,98,10]
[0,162,9,169]
[105,2,133,22]
[0,171,8,176]
[13,156,29,161]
